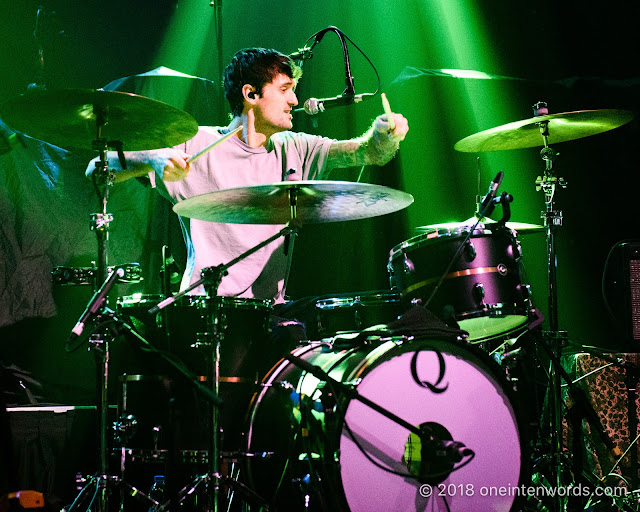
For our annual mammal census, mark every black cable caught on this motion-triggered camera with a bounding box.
[338,30,381,95]
[423,219,484,310]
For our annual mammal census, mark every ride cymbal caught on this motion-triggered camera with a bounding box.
[454,109,634,152]
[172,181,414,224]
[0,88,199,151]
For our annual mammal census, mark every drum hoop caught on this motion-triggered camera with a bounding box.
[118,374,168,382]
[316,292,401,309]
[117,293,165,307]
[117,294,273,311]
[389,227,515,260]
[184,296,273,311]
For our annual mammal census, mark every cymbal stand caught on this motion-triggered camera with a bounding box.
[532,101,568,511]
[151,213,301,511]
[67,107,134,512]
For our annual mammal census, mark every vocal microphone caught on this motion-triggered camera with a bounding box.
[69,267,125,340]
[477,171,504,218]
[297,92,375,115]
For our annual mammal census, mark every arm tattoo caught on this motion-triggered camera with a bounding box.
[327,126,400,170]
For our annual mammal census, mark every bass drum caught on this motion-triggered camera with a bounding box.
[388,225,530,345]
[245,337,523,512]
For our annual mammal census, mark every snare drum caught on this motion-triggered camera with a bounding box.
[245,337,523,511]
[388,225,530,343]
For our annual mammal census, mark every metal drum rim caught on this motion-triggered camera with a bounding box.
[388,224,517,259]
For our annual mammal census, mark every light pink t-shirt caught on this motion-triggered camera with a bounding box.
[153,127,334,303]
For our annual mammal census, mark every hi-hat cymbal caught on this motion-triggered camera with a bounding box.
[416,216,544,234]
[0,89,199,151]
[454,109,634,152]
[172,181,414,224]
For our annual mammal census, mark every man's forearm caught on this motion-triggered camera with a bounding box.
[85,151,160,182]
[327,125,400,169]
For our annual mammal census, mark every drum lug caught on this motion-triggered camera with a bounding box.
[512,240,523,261]
[472,282,485,304]
[112,414,137,445]
[464,240,477,261]
[400,254,414,274]
[518,283,531,300]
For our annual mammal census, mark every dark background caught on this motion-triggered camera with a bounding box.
[0,0,639,407]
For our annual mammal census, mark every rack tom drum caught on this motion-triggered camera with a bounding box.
[388,225,530,343]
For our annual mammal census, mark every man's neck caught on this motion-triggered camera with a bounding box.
[228,114,273,148]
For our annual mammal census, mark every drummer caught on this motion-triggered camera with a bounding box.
[86,47,408,306]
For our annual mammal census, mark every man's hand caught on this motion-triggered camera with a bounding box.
[86,148,192,183]
[374,112,409,144]
[155,148,191,182]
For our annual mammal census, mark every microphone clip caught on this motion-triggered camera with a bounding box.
[289,46,314,62]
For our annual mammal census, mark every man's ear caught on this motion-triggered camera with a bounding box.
[243,84,259,102]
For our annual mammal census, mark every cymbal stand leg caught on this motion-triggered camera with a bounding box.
[198,271,225,512]
[207,303,222,512]
[534,113,569,510]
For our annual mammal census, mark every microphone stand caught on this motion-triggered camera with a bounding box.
[310,26,356,100]
[67,309,221,512]
[335,29,356,99]
[149,222,301,315]
[283,350,474,489]
[284,351,420,435]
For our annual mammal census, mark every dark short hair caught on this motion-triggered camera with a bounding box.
[224,48,302,117]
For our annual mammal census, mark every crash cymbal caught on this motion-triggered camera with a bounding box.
[416,216,544,234]
[454,109,634,152]
[172,181,414,224]
[0,89,199,150]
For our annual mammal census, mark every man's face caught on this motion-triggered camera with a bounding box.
[252,73,298,133]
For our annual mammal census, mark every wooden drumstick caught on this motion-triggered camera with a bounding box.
[381,93,395,132]
[187,125,243,163]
